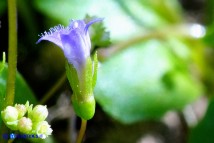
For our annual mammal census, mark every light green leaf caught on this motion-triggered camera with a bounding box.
[94,40,202,124]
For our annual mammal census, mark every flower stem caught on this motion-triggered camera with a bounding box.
[0,1,17,142]
[8,139,14,143]
[5,0,17,106]
[75,119,87,143]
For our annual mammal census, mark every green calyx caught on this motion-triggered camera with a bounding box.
[66,52,98,120]
[72,95,95,120]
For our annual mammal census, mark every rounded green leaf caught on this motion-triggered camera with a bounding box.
[95,40,203,124]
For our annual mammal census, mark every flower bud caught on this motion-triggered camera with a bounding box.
[18,117,32,133]
[29,105,48,122]
[33,121,52,139]
[15,104,27,119]
[1,106,18,122]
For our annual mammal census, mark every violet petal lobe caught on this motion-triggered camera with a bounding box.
[84,18,104,34]
[36,25,65,49]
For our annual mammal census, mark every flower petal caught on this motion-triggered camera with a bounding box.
[60,28,90,73]
[84,18,104,34]
[36,25,65,49]
[69,20,86,32]
[68,20,90,47]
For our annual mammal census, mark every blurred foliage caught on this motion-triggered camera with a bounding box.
[203,0,214,47]
[205,0,214,25]
[1,0,214,142]
[33,0,183,39]
[0,0,6,15]
[95,40,202,123]
[188,98,214,143]
[116,0,183,28]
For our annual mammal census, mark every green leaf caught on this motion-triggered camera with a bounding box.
[188,98,214,143]
[0,64,37,127]
[94,40,202,124]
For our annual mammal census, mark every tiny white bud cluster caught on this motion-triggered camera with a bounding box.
[1,101,52,139]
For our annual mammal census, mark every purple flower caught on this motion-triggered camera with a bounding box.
[37,18,102,74]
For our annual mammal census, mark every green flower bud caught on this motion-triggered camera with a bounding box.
[18,117,32,133]
[15,104,27,119]
[1,106,18,122]
[29,105,48,122]
[33,121,52,139]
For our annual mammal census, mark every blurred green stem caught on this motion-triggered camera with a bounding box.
[76,119,87,143]
[5,0,17,106]
[98,31,162,60]
[98,24,196,60]
[40,73,66,104]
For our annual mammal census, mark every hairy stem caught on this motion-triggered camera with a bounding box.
[0,1,17,142]
[5,0,17,106]
[75,119,87,143]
